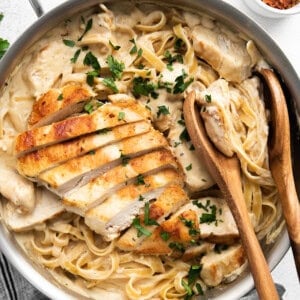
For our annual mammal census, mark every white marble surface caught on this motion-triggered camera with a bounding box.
[0,0,299,299]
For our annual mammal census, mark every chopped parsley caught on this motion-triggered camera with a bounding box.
[137,48,143,57]
[173,70,193,94]
[174,38,184,51]
[205,94,212,103]
[86,70,99,86]
[214,244,228,253]
[57,93,63,101]
[103,77,118,92]
[109,40,121,50]
[135,174,145,185]
[0,14,9,59]
[157,105,170,118]
[129,38,138,54]
[144,202,158,226]
[188,265,202,286]
[78,18,93,41]
[163,50,183,71]
[84,51,100,71]
[0,13,3,22]
[63,39,75,47]
[107,55,125,80]
[118,111,125,121]
[182,280,193,298]
[160,231,170,241]
[177,119,185,126]
[180,216,199,236]
[200,204,217,224]
[83,100,103,114]
[182,265,203,300]
[70,49,81,63]
[120,152,130,166]
[132,217,152,237]
[192,199,210,212]
[169,242,185,253]
[179,128,191,142]
[132,77,158,99]
[138,195,144,201]
[185,164,192,171]
[96,128,111,134]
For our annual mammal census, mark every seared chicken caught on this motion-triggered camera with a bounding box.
[28,84,94,128]
[17,121,151,178]
[63,149,179,214]
[38,129,169,195]
[85,169,184,241]
[200,244,246,286]
[2,188,64,231]
[15,102,148,155]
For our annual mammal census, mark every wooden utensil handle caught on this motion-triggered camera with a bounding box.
[223,171,279,300]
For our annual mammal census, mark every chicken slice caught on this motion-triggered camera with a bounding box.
[28,84,94,128]
[63,149,179,214]
[0,159,35,214]
[85,168,183,241]
[17,121,151,178]
[168,114,214,192]
[192,25,253,83]
[116,184,189,251]
[200,244,246,286]
[2,188,64,232]
[183,198,239,244]
[15,102,148,156]
[38,129,169,195]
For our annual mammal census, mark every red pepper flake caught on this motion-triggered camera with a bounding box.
[262,0,299,9]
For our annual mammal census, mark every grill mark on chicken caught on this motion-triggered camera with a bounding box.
[38,129,169,195]
[17,121,151,177]
[28,84,93,128]
[63,149,179,213]
[15,103,148,155]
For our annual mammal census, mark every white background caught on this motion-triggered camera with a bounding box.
[0,0,299,299]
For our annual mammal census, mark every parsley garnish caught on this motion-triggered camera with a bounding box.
[160,231,170,241]
[185,164,192,171]
[132,77,158,99]
[214,244,228,253]
[83,102,94,114]
[137,48,143,57]
[109,40,121,50]
[173,70,193,94]
[78,18,93,41]
[179,128,191,142]
[192,199,210,212]
[157,105,170,118]
[138,195,144,201]
[96,128,111,134]
[120,152,130,166]
[70,49,81,63]
[163,50,183,70]
[103,77,118,92]
[86,70,99,86]
[182,265,203,300]
[118,111,125,121]
[84,51,100,71]
[180,216,199,236]
[174,38,184,51]
[205,94,212,103]
[129,38,138,54]
[135,174,145,185]
[169,242,185,253]
[200,204,217,224]
[0,14,9,59]
[57,93,63,101]
[63,39,75,47]
[177,119,185,126]
[182,280,193,299]
[132,217,152,237]
[0,13,3,22]
[107,55,125,80]
[144,202,158,226]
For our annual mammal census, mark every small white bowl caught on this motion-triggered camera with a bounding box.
[244,0,300,18]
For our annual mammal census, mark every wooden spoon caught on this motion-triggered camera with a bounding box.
[260,68,300,278]
[183,91,279,300]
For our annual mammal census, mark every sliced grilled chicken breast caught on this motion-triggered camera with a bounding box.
[28,84,94,128]
[192,25,253,83]
[38,129,169,195]
[2,188,64,232]
[15,102,148,156]
[116,184,189,251]
[63,149,179,214]
[17,121,151,178]
[200,244,246,286]
[85,168,183,241]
